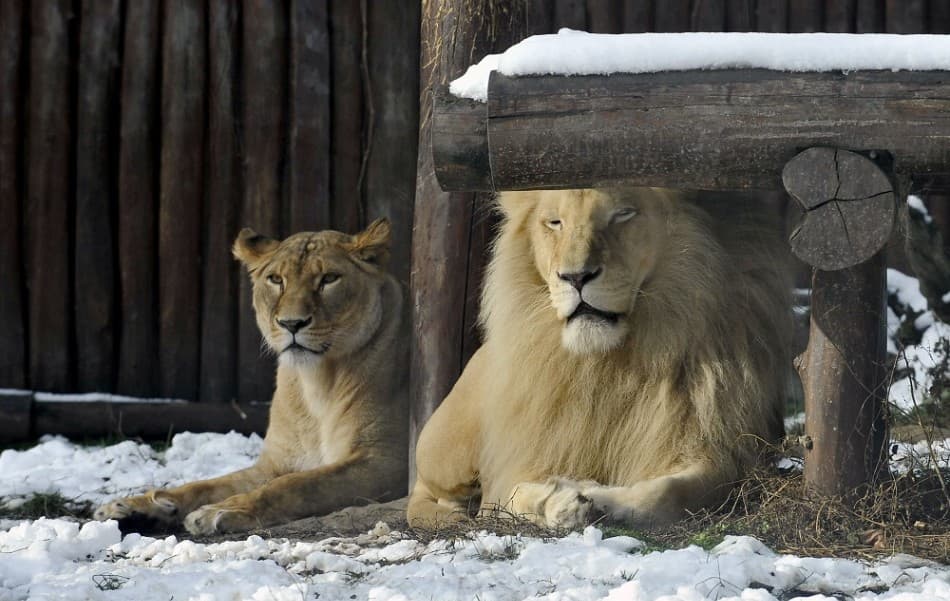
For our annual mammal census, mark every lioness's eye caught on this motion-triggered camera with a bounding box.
[321,273,340,286]
[545,219,562,231]
[267,274,283,286]
[611,208,638,224]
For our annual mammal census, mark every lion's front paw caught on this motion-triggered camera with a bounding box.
[509,478,593,530]
[183,498,257,536]
[94,491,180,532]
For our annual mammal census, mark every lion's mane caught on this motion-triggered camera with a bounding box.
[474,189,793,508]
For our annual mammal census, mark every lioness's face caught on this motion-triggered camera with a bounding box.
[516,189,665,354]
[233,219,392,366]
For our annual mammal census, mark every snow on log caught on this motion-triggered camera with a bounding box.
[433,69,950,193]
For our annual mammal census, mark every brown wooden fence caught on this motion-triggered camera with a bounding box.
[0,1,419,413]
[1,0,948,441]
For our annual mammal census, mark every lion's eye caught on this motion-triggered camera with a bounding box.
[267,274,283,286]
[611,208,638,224]
[545,219,562,231]
[321,273,340,286]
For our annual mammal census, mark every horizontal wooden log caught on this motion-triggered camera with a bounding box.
[433,70,950,193]
[25,396,269,441]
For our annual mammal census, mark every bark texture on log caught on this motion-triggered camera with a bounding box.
[433,70,950,194]
[798,253,888,497]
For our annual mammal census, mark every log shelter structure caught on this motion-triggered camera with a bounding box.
[431,67,950,497]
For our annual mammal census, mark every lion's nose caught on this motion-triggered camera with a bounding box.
[557,267,602,291]
[277,316,312,334]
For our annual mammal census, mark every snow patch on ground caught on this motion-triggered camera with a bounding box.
[2,518,949,601]
[0,432,261,508]
[451,30,950,101]
[0,433,948,600]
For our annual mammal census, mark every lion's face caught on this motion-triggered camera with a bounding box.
[233,219,393,367]
[512,189,666,354]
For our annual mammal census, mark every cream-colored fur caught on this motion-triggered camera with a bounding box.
[408,188,792,529]
[95,219,408,535]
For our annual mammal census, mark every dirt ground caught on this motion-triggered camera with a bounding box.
[189,497,411,544]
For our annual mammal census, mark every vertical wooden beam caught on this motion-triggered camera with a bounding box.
[329,0,364,234]
[800,255,888,496]
[159,0,206,400]
[691,0,726,31]
[526,0,555,35]
[555,0,587,30]
[364,0,419,285]
[201,0,241,403]
[932,0,950,33]
[26,0,73,392]
[287,0,331,233]
[885,0,926,33]
[587,0,622,33]
[410,0,526,484]
[622,0,653,32]
[825,0,857,31]
[726,0,754,30]
[756,0,788,32]
[655,0,691,31]
[788,0,823,31]
[117,0,160,397]
[783,148,893,497]
[74,0,122,392]
[855,0,885,32]
[238,0,286,403]
[0,390,32,443]
[0,0,26,389]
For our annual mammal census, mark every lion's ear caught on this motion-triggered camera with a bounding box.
[347,218,391,266]
[233,228,279,270]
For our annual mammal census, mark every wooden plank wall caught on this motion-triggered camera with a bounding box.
[0,1,419,407]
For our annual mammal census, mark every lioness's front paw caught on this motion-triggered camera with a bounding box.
[183,501,257,536]
[94,491,180,529]
[509,478,593,530]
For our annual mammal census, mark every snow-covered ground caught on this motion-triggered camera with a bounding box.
[0,432,948,600]
[3,513,950,601]
[450,30,950,101]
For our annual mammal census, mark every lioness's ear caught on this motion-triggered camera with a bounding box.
[347,218,391,266]
[233,228,279,270]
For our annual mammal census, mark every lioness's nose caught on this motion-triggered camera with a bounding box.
[277,316,312,334]
[557,267,602,291]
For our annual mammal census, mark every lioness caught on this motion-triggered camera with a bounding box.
[96,219,408,535]
[408,188,792,529]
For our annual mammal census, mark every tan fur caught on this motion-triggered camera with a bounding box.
[408,189,792,529]
[95,219,408,535]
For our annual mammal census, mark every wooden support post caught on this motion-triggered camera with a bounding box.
[409,0,525,486]
[784,148,894,497]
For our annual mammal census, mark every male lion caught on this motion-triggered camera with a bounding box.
[96,219,408,535]
[407,188,792,529]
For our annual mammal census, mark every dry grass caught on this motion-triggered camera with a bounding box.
[397,444,948,562]
[640,464,950,562]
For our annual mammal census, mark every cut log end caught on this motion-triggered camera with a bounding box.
[783,148,896,271]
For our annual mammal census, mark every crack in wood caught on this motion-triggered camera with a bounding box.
[802,189,892,212]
